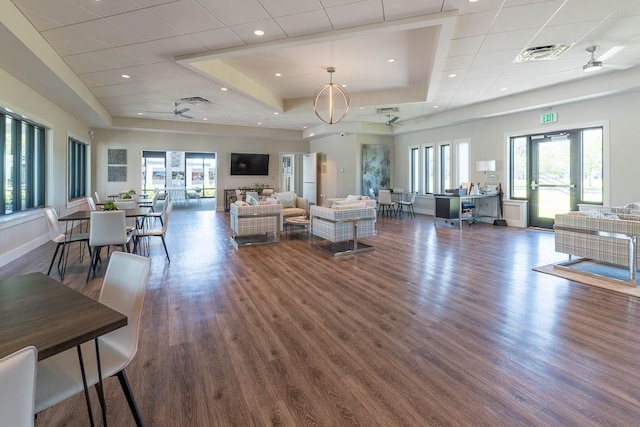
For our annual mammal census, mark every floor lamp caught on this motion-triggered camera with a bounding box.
[476,160,496,192]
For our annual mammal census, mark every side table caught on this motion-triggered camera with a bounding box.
[284,216,311,239]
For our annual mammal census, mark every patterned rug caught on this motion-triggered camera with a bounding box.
[534,260,640,297]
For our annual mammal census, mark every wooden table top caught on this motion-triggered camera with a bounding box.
[59,208,150,221]
[0,273,127,360]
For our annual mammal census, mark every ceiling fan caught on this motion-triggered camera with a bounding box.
[583,45,631,72]
[384,114,402,126]
[146,102,194,119]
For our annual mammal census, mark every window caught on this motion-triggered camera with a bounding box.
[510,137,528,199]
[1,111,45,216]
[439,143,450,193]
[68,138,87,201]
[424,145,434,194]
[456,140,469,185]
[142,151,217,198]
[142,151,167,195]
[409,147,419,193]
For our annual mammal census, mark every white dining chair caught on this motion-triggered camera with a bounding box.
[36,252,151,426]
[398,191,417,217]
[44,207,90,277]
[86,196,97,211]
[94,191,102,203]
[0,346,37,427]
[86,210,130,282]
[133,202,173,261]
[377,189,396,217]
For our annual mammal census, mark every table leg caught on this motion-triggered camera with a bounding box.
[95,339,108,427]
[77,345,96,427]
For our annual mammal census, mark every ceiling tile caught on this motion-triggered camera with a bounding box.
[258,0,323,18]
[128,0,175,6]
[42,25,112,56]
[276,10,333,37]
[12,0,98,26]
[382,0,443,21]
[229,19,288,44]
[107,10,183,41]
[471,50,521,68]
[464,65,509,80]
[188,28,246,51]
[548,0,628,26]
[325,0,383,30]
[611,1,640,17]
[68,0,141,17]
[148,0,224,34]
[443,55,475,71]
[447,36,484,56]
[480,29,537,53]
[452,10,499,39]
[64,50,142,74]
[194,0,271,26]
[16,6,62,31]
[529,21,601,47]
[491,1,564,33]
[589,15,640,40]
[443,0,504,15]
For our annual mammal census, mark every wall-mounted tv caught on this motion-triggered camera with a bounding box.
[230,153,270,176]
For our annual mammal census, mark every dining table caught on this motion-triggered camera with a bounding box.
[0,272,127,426]
[57,208,151,280]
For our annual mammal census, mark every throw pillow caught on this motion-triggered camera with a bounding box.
[246,194,258,205]
[275,191,295,208]
[264,197,279,205]
[333,202,367,210]
[345,194,360,203]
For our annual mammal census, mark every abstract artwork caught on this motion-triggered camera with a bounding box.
[362,144,391,198]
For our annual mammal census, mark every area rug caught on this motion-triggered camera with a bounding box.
[533,261,640,298]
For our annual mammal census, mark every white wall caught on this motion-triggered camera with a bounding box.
[93,128,308,210]
[0,68,92,266]
[394,90,640,213]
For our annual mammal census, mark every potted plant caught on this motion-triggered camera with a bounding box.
[254,183,264,194]
[102,200,118,211]
[121,192,132,199]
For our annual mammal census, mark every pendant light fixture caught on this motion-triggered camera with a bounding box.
[312,67,349,125]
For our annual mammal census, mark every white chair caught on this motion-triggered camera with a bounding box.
[186,187,201,206]
[133,202,173,261]
[0,346,37,427]
[94,192,102,203]
[86,210,131,282]
[147,192,170,225]
[86,196,97,211]
[398,191,417,217]
[44,207,90,277]
[377,189,396,217]
[36,252,151,426]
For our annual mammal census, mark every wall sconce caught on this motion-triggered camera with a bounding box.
[312,67,349,125]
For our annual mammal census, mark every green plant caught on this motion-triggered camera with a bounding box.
[254,183,265,194]
[128,189,136,195]
[102,200,118,211]
[121,193,132,199]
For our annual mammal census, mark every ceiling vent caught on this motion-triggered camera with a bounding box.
[513,44,574,63]
[376,107,399,115]
[179,96,211,105]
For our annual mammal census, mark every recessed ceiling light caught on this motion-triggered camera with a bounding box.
[303,126,307,129]
[254,30,264,36]
[341,84,347,88]
[469,0,479,3]
[500,87,508,91]
[203,118,208,121]
[275,73,282,77]
[433,105,439,109]
[5,108,13,112]
[121,74,130,79]
[274,112,279,115]
[137,112,143,115]
[359,107,365,110]
[220,87,228,91]
[387,58,396,63]
[257,122,262,125]
[448,73,456,78]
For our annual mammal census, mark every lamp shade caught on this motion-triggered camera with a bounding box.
[476,160,496,172]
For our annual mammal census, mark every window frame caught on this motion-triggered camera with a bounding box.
[68,136,88,202]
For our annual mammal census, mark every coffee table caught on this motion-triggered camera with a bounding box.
[285,216,311,239]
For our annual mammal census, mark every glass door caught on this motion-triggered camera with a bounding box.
[530,134,575,228]
[527,128,603,228]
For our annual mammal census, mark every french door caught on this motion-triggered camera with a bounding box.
[511,127,603,229]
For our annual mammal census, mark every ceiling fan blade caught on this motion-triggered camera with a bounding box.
[145,110,173,114]
[389,116,400,124]
[179,113,194,119]
[176,107,191,114]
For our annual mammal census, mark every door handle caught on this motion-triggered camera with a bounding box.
[531,182,575,190]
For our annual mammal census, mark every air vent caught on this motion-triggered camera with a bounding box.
[179,96,211,105]
[513,44,574,63]
[376,107,399,115]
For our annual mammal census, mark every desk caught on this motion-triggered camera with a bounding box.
[434,193,500,230]
[0,273,126,425]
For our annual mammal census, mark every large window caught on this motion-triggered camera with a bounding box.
[142,151,217,198]
[68,137,87,201]
[456,140,469,185]
[439,143,450,193]
[424,145,434,194]
[409,147,419,193]
[1,111,45,216]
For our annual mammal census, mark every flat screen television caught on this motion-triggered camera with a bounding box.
[230,153,270,176]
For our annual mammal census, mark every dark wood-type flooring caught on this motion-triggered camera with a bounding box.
[2,203,640,426]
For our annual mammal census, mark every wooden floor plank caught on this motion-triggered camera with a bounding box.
[2,202,640,426]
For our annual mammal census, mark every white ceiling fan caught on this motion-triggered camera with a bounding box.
[583,45,631,72]
[383,114,402,126]
[146,102,194,119]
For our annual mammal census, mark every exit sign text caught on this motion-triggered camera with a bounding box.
[540,112,557,124]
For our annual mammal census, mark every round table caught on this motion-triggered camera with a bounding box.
[284,216,311,239]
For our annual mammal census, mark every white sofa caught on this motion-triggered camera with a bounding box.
[324,195,376,208]
[310,203,377,256]
[229,201,283,248]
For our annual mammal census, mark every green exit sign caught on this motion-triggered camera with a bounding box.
[541,112,557,124]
